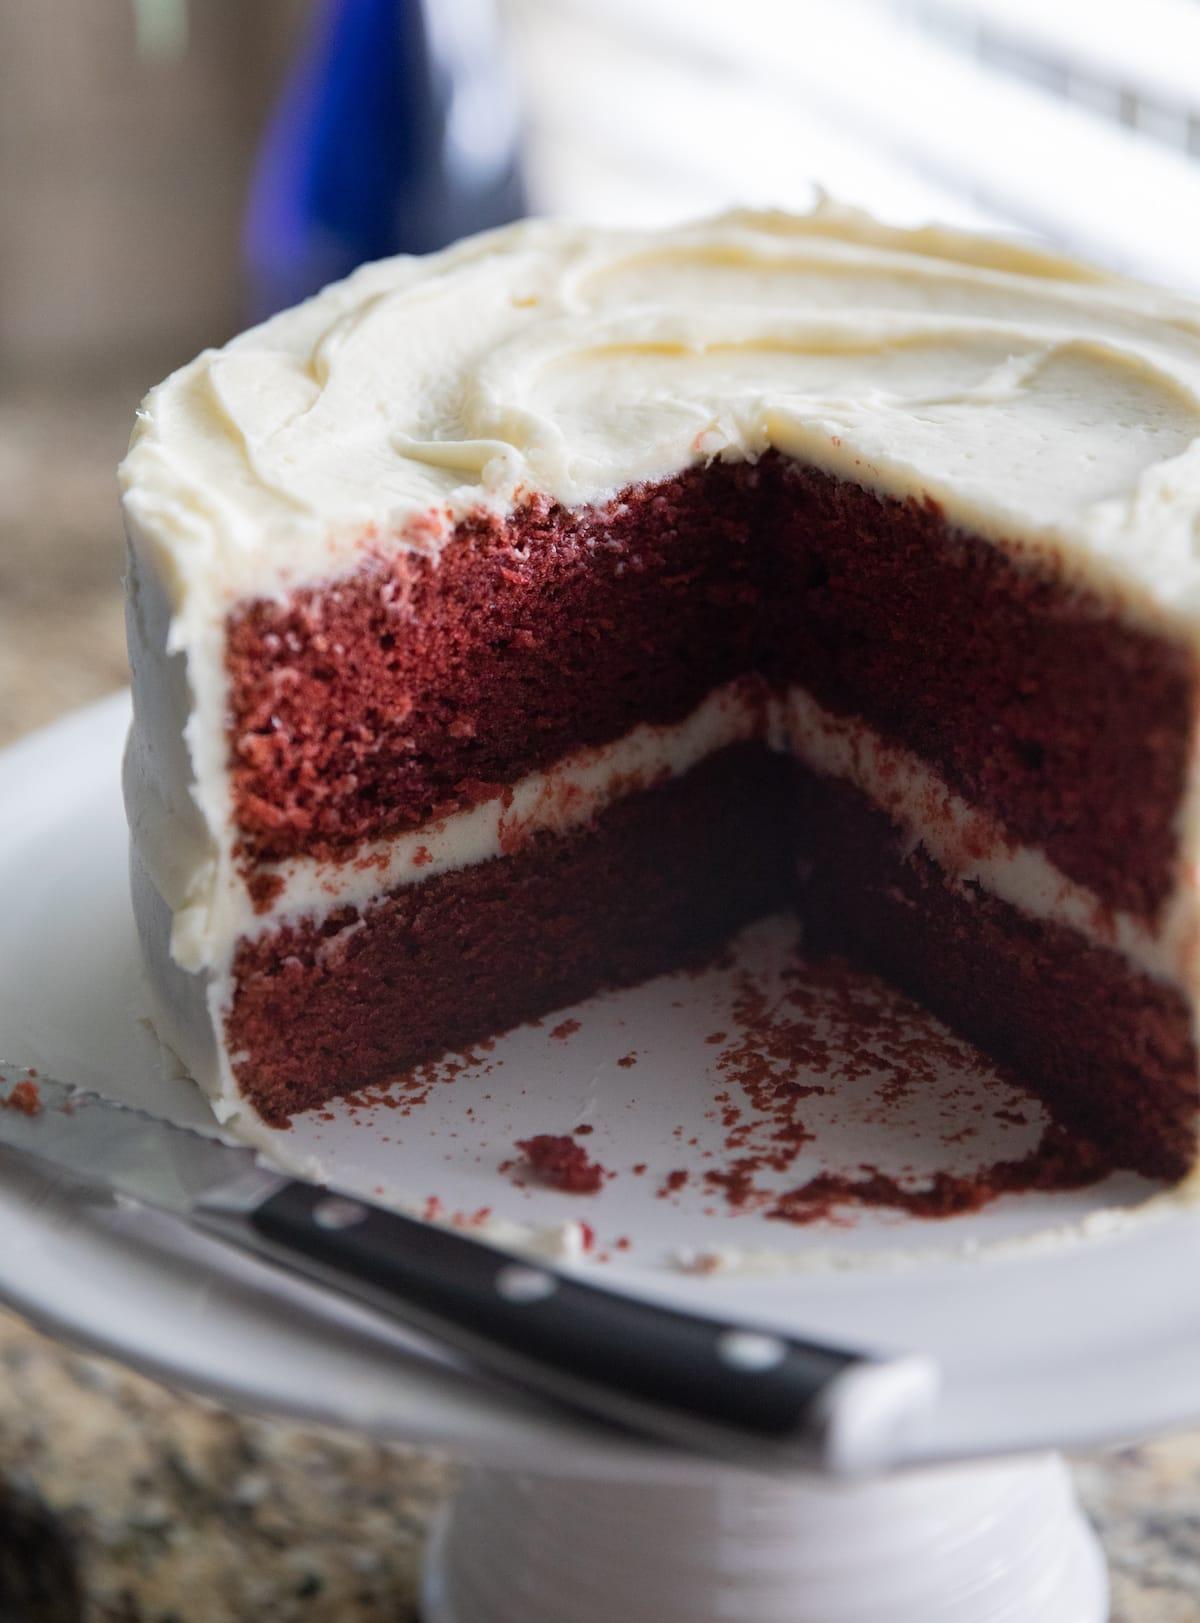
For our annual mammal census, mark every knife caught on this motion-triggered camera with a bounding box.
[0,1064,937,1475]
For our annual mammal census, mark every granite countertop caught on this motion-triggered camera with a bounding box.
[1,377,1198,1622]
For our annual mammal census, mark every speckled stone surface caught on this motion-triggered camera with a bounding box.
[1,376,1199,1621]
[0,1315,450,1622]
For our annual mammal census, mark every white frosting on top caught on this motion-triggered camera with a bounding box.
[120,200,1200,631]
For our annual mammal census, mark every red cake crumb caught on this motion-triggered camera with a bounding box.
[617,1051,637,1068]
[3,1080,42,1117]
[768,1125,1108,1225]
[245,870,285,915]
[515,1134,608,1194]
[704,1161,759,1208]
[657,1169,689,1197]
[549,1018,581,1042]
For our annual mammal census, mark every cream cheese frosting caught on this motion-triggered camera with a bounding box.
[121,200,1200,632]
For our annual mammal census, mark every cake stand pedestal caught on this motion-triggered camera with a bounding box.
[421,1452,1106,1623]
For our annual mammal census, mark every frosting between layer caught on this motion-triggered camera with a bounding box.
[126,670,1200,1129]
[120,201,1200,630]
[128,671,1199,995]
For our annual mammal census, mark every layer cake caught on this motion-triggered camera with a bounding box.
[120,203,1200,1179]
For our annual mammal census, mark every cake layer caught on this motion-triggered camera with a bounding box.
[225,461,1198,923]
[226,460,764,863]
[231,678,770,933]
[771,462,1198,922]
[129,519,1200,1137]
[130,645,1200,1146]
[797,773,1199,1181]
[225,745,792,1124]
[232,679,1194,993]
[220,738,1199,1176]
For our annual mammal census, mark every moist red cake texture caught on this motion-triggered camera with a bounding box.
[227,460,763,864]
[227,746,791,1123]
[222,456,1200,1176]
[228,457,1194,920]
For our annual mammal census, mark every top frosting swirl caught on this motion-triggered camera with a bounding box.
[120,200,1200,629]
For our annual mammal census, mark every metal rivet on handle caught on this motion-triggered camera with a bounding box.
[716,1330,788,1373]
[495,1264,558,1304]
[312,1195,368,1230]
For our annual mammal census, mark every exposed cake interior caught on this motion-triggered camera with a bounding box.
[227,459,1194,919]
[118,204,1200,1185]
[208,460,1200,1176]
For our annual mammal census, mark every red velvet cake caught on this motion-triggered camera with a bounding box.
[120,203,1200,1180]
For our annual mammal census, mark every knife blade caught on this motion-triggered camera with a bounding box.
[0,1063,938,1475]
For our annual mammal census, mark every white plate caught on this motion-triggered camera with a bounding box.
[1,692,1199,1476]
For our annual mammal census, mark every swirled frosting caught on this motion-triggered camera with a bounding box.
[120,200,1200,630]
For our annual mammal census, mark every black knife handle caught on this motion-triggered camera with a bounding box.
[197,1179,935,1473]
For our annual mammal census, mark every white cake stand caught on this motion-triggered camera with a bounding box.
[5,696,1200,1621]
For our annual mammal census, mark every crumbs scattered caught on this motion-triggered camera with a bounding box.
[767,1126,1108,1224]
[2,1079,41,1117]
[297,932,1110,1247]
[418,1195,494,1229]
[513,1134,611,1194]
[689,945,1113,1223]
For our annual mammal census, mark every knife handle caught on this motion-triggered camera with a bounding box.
[196,1179,936,1474]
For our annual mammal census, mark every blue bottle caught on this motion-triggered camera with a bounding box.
[245,0,528,319]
